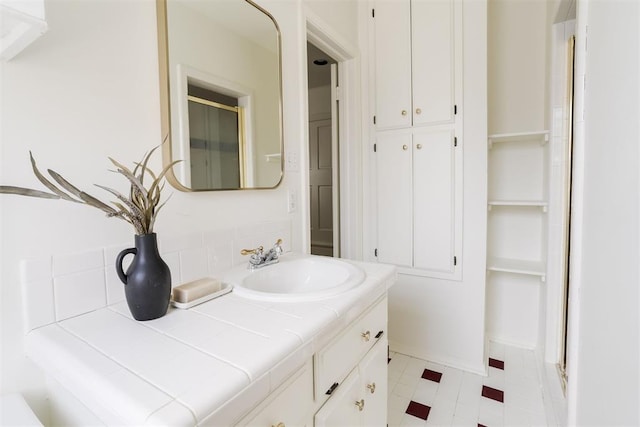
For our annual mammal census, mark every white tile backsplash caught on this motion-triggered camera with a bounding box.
[21,220,291,332]
[53,249,103,276]
[54,268,106,321]
[22,279,55,332]
[179,247,209,283]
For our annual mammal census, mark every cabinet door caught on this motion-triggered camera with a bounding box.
[375,131,413,267]
[413,128,457,274]
[411,0,456,126]
[359,341,388,427]
[314,368,362,427]
[373,0,412,129]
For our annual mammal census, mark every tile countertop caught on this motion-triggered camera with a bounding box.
[25,256,396,426]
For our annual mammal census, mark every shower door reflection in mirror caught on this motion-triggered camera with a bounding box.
[157,0,283,191]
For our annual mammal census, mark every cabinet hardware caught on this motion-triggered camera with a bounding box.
[271,423,285,427]
[326,382,339,395]
[454,256,457,266]
[375,330,384,339]
[361,330,371,342]
[416,143,423,149]
[367,382,376,394]
[372,8,375,17]
[401,110,407,116]
[355,399,365,411]
[454,105,457,114]
[415,108,422,114]
[374,248,378,257]
[373,115,376,124]
[374,143,377,152]
[402,144,408,150]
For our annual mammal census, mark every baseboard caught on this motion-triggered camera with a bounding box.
[389,339,487,377]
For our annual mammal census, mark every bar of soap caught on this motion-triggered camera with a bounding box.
[172,278,222,303]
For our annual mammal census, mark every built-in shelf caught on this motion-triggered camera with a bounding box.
[488,200,548,212]
[264,153,281,163]
[488,131,549,149]
[487,257,546,282]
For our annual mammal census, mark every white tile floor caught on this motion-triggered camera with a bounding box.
[388,342,551,426]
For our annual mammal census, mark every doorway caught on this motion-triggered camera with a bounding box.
[307,42,339,257]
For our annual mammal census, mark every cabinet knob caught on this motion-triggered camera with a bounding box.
[355,399,365,412]
[415,108,422,115]
[367,382,376,394]
[416,144,423,150]
[401,110,407,116]
[361,330,371,342]
[402,145,408,151]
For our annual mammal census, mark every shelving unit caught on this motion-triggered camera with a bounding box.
[487,257,546,281]
[486,130,550,348]
[486,130,549,279]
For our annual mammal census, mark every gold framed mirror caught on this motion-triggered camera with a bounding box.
[157,0,283,191]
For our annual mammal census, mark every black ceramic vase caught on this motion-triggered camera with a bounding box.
[115,233,171,321]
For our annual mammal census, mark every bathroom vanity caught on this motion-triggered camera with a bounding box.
[24,255,395,426]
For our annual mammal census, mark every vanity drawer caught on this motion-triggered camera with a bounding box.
[315,297,387,398]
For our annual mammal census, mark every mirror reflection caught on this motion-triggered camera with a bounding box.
[158,0,283,191]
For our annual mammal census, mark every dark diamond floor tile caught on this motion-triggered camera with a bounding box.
[482,385,504,403]
[489,358,505,370]
[421,368,443,383]
[406,400,431,420]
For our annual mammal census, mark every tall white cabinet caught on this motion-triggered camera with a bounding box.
[486,131,549,347]
[372,0,463,280]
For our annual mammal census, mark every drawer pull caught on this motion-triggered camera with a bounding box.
[367,382,376,394]
[401,110,407,116]
[361,331,371,342]
[355,399,365,411]
[375,330,384,339]
[326,382,339,395]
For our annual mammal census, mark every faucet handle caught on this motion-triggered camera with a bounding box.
[241,245,264,256]
[273,238,283,254]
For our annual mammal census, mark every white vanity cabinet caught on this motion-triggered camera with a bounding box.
[235,296,388,427]
[315,297,388,427]
[371,0,463,280]
[373,0,460,130]
[315,340,387,426]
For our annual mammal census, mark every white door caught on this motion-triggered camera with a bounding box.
[411,0,456,126]
[310,119,334,256]
[359,342,388,427]
[375,131,413,267]
[413,128,457,273]
[373,0,412,130]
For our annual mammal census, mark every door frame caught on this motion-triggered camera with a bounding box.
[306,11,361,259]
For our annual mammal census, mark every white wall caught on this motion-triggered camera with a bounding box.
[488,0,548,135]
[0,0,361,417]
[568,0,639,424]
[386,0,488,374]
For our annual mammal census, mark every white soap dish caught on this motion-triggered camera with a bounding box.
[171,278,232,309]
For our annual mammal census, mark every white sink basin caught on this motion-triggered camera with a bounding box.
[224,254,365,302]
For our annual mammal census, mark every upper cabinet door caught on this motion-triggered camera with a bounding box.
[373,0,412,130]
[373,0,458,130]
[411,0,456,126]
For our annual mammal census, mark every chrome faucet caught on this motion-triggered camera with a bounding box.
[241,239,283,269]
